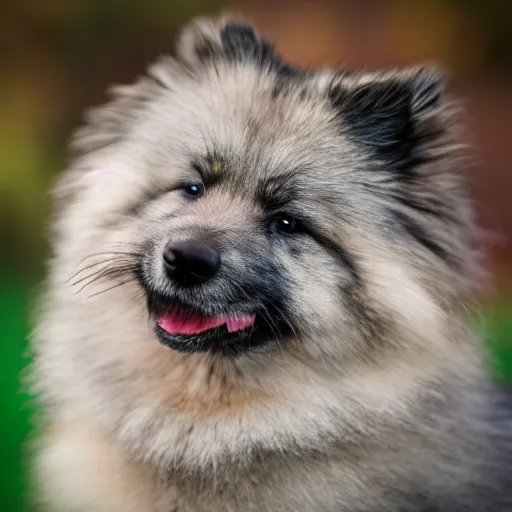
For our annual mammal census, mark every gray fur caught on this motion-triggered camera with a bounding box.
[31,15,511,511]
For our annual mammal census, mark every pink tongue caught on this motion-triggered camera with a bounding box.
[158,309,255,335]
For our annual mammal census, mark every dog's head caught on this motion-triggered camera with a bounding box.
[39,16,486,471]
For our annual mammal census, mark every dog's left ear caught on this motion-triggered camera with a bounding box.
[328,66,450,175]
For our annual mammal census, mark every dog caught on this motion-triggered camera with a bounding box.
[31,15,512,511]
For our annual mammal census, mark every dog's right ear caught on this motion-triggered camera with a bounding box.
[177,16,226,67]
[177,15,262,68]
[176,15,297,77]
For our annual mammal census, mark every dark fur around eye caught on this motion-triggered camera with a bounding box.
[266,213,359,280]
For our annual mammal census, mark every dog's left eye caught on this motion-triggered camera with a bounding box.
[270,215,300,235]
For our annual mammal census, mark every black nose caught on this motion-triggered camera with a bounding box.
[163,239,221,286]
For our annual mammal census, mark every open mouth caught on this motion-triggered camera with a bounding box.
[157,308,256,336]
[142,278,293,356]
[152,302,267,356]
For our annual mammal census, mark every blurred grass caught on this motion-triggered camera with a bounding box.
[0,277,510,511]
[0,279,32,512]
[482,302,512,381]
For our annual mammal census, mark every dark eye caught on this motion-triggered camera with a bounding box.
[270,215,300,235]
[182,183,204,199]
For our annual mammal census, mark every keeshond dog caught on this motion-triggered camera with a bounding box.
[32,15,511,512]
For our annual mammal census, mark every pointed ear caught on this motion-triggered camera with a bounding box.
[176,15,298,76]
[328,66,450,174]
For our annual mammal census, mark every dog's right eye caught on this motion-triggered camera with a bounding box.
[182,183,205,199]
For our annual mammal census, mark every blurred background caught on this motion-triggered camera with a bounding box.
[1,0,511,510]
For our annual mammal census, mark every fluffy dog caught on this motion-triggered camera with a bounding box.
[32,15,511,511]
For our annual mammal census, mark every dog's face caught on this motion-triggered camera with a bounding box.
[128,73,362,357]
[51,18,476,365]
